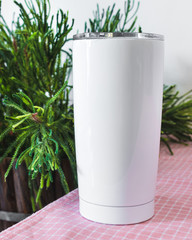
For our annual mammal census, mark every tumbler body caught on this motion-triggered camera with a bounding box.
[73,33,164,224]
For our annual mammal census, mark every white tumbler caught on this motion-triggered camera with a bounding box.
[73,32,164,224]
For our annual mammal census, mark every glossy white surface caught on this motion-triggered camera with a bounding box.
[73,37,164,224]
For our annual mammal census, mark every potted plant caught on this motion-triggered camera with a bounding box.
[0,0,77,220]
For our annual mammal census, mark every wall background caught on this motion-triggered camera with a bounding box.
[2,0,192,94]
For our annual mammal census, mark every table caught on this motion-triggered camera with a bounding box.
[0,143,192,240]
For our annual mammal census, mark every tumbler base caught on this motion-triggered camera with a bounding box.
[79,198,154,225]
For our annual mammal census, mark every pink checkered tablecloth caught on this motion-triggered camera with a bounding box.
[0,143,192,240]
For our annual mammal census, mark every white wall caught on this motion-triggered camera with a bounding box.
[2,0,192,93]
[139,0,192,94]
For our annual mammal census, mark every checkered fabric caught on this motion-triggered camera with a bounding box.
[0,143,192,240]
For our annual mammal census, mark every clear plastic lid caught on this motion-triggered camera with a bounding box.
[73,32,164,41]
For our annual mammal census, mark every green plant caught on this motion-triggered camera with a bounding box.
[161,85,192,154]
[84,0,142,33]
[0,0,76,210]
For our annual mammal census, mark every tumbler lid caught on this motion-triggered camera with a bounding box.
[73,32,164,41]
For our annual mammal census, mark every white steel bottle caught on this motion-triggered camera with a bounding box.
[73,32,164,224]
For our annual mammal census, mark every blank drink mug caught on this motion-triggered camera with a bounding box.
[73,32,164,224]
